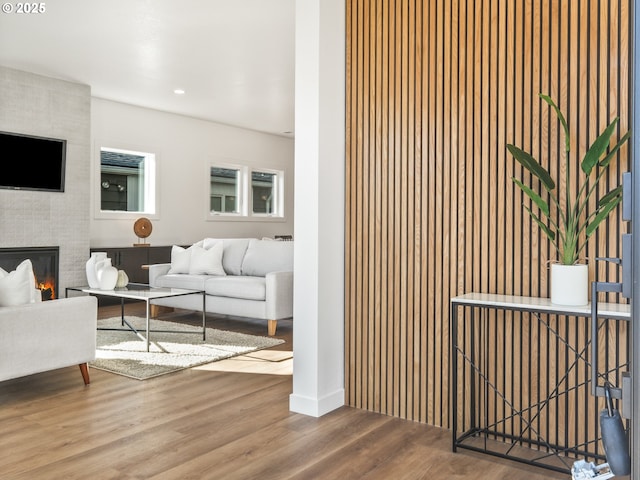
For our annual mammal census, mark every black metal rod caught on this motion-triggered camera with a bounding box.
[451,303,458,452]
[202,291,207,340]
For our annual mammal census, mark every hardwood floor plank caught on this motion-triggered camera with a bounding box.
[0,305,567,479]
[150,407,387,480]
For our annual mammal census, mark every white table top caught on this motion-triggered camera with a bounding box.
[451,292,630,319]
[67,284,203,301]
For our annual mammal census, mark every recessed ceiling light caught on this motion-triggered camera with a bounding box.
[174,89,185,95]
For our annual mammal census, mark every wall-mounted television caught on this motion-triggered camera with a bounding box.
[0,131,66,192]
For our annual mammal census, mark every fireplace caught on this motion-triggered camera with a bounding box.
[0,247,59,300]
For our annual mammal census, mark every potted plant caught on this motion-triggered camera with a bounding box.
[507,94,630,306]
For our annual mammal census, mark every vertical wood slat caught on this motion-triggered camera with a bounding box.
[345,0,629,453]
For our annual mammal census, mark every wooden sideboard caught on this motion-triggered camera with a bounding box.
[90,246,173,284]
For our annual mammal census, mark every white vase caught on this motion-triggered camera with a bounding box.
[550,263,589,306]
[86,251,107,288]
[95,258,118,290]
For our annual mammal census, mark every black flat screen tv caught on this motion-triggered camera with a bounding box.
[0,131,66,192]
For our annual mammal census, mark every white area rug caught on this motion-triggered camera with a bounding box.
[91,316,284,380]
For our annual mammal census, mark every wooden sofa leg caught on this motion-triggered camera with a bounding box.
[267,319,277,336]
[79,363,90,385]
[150,305,174,317]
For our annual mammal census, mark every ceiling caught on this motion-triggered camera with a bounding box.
[0,0,295,137]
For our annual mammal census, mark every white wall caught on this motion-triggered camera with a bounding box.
[0,67,91,294]
[90,98,294,247]
[290,0,345,417]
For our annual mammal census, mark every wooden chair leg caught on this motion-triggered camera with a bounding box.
[267,319,277,336]
[79,363,90,385]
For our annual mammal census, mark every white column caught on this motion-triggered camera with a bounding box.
[290,0,346,417]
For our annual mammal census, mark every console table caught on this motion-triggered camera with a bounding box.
[450,293,630,474]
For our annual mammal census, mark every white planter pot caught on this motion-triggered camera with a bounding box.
[95,258,118,290]
[550,263,589,306]
[85,251,107,288]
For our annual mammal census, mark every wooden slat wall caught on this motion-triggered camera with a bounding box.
[345,0,630,430]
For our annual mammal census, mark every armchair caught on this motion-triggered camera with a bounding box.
[0,296,98,384]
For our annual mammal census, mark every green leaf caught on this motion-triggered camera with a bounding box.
[599,130,631,168]
[523,204,556,243]
[586,195,622,237]
[582,117,619,175]
[512,177,550,216]
[539,94,571,153]
[598,186,622,207]
[507,144,556,191]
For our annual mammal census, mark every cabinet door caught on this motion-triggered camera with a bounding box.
[148,246,173,266]
[93,248,123,269]
[91,247,149,284]
[116,248,149,284]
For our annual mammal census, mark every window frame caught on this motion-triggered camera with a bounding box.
[95,143,159,220]
[250,167,285,218]
[207,163,246,218]
[206,161,286,222]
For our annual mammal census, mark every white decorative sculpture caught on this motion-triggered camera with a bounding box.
[85,252,107,288]
[115,270,129,288]
[95,258,118,290]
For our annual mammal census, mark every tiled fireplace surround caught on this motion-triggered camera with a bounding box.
[0,67,91,294]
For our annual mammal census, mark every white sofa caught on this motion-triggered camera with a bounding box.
[0,296,98,384]
[148,238,293,335]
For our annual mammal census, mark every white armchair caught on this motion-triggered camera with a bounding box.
[0,296,98,384]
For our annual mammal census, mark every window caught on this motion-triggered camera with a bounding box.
[207,163,284,220]
[100,147,156,215]
[210,167,241,214]
[251,169,282,216]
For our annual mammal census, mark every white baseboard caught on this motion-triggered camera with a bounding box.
[289,388,345,417]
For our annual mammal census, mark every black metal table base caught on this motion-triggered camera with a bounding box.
[451,294,630,474]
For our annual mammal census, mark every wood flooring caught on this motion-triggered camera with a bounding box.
[0,304,567,479]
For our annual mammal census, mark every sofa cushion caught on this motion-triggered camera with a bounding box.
[199,238,252,276]
[155,274,209,291]
[241,239,294,277]
[167,245,192,274]
[0,259,37,307]
[189,243,226,276]
[204,275,266,301]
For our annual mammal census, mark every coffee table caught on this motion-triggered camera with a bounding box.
[66,283,206,352]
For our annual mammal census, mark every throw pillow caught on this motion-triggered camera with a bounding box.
[202,238,252,276]
[0,259,37,307]
[241,239,294,277]
[200,238,220,249]
[167,245,191,274]
[189,243,226,276]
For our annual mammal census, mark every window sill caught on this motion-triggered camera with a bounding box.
[95,211,159,221]
[206,214,286,223]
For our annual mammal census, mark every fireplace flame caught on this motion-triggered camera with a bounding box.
[36,277,56,300]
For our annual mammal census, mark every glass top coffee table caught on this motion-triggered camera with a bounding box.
[66,283,206,352]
